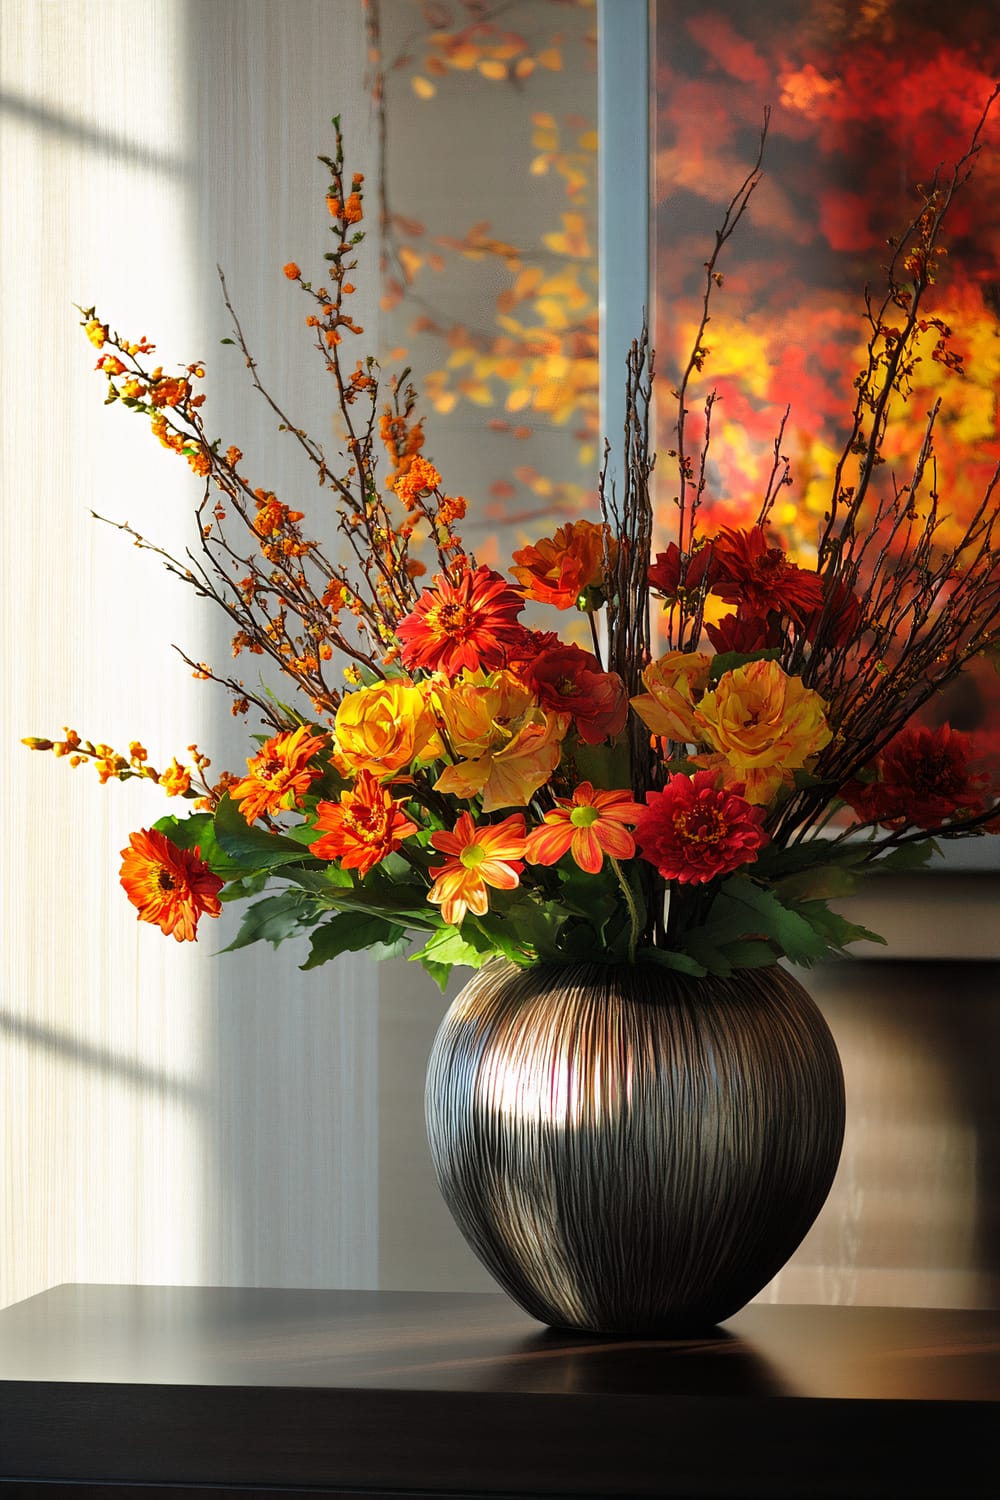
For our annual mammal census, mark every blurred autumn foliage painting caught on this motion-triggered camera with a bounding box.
[652,0,1000,753]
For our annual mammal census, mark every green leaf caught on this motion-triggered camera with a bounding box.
[410,924,495,972]
[316,885,441,928]
[213,794,313,870]
[567,735,634,790]
[281,864,354,893]
[753,838,869,882]
[872,839,939,873]
[636,945,707,977]
[717,939,778,970]
[470,907,537,966]
[368,933,411,963]
[301,913,407,970]
[794,901,887,957]
[416,955,452,992]
[218,869,272,903]
[221,892,319,953]
[721,876,830,966]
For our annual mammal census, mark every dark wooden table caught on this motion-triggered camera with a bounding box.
[0,1285,997,1499]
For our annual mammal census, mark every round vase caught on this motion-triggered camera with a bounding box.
[425,960,845,1335]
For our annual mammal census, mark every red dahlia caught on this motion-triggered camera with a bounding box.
[841,723,991,831]
[634,770,768,885]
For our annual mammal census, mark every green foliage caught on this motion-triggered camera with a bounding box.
[222,892,322,953]
[302,913,409,970]
[212,794,315,871]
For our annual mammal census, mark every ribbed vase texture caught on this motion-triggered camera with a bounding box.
[425,961,845,1335]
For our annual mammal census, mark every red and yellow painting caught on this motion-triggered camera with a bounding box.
[653,0,1000,740]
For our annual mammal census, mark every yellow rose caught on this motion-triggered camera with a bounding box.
[694,658,832,805]
[333,678,441,779]
[432,670,537,760]
[630,651,712,743]
[432,670,567,812]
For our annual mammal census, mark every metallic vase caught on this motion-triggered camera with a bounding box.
[425,960,845,1335]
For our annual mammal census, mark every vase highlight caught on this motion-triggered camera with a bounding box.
[425,961,844,1335]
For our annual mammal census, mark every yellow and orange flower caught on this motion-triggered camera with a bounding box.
[525,783,646,874]
[510,519,616,610]
[229,725,327,823]
[160,758,192,797]
[396,565,525,679]
[630,651,713,744]
[333,678,441,779]
[427,812,527,927]
[311,770,418,876]
[390,455,441,509]
[119,828,223,942]
[693,658,832,805]
[432,669,567,812]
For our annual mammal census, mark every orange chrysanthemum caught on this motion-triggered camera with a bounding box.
[390,455,441,508]
[510,519,615,610]
[428,811,527,926]
[119,828,224,942]
[396,566,525,679]
[311,770,418,876]
[525,783,646,874]
[229,725,327,823]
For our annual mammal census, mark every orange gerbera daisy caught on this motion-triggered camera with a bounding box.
[525,782,646,874]
[311,770,419,876]
[511,519,615,610]
[396,565,525,679]
[229,725,326,823]
[119,828,224,942]
[427,811,527,926]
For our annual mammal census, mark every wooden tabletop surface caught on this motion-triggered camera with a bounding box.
[1,1284,997,1497]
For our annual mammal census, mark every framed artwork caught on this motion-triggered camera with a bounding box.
[642,0,1000,870]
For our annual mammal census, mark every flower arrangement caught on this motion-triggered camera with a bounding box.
[26,110,1000,988]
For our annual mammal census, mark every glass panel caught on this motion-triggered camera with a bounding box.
[373,0,599,580]
[652,1,1000,761]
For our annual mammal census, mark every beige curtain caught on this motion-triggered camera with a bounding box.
[1,0,382,1310]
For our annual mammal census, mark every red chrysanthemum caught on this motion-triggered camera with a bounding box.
[841,724,991,831]
[525,644,628,745]
[396,565,525,679]
[710,526,824,625]
[119,828,224,941]
[504,627,563,675]
[311,769,419,876]
[634,770,768,885]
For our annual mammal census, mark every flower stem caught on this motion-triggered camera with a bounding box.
[609,856,640,966]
